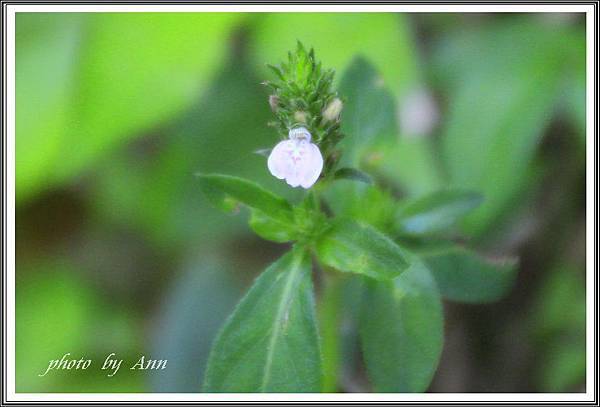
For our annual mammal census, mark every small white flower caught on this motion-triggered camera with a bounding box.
[267,127,324,189]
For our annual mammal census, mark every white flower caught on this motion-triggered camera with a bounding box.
[267,127,324,189]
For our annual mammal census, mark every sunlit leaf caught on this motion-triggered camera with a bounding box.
[16,14,85,201]
[16,13,242,201]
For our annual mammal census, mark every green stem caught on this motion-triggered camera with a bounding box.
[318,271,342,392]
[305,188,320,214]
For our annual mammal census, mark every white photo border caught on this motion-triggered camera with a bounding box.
[1,1,597,404]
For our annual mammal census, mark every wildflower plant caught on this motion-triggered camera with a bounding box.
[198,43,517,393]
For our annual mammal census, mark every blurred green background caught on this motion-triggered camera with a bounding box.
[15,12,586,392]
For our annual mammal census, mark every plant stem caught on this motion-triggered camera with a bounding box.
[318,271,342,392]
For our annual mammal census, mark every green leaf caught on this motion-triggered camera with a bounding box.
[16,14,86,201]
[333,167,373,184]
[360,258,443,392]
[203,246,322,392]
[197,174,294,224]
[396,190,483,236]
[315,220,410,281]
[423,246,518,303]
[248,210,297,243]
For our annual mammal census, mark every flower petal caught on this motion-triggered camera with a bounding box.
[267,140,293,180]
[285,161,303,187]
[299,143,324,189]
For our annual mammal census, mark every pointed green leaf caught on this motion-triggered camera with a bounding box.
[203,246,322,392]
[396,190,483,236]
[197,174,294,224]
[423,246,518,303]
[360,259,443,392]
[315,220,409,281]
[248,210,297,243]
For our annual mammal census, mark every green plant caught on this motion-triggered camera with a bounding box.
[198,43,518,393]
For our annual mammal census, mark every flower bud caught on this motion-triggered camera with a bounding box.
[322,98,343,123]
[294,111,308,124]
[268,95,279,112]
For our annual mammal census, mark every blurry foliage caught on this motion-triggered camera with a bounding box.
[16,13,244,202]
[16,260,142,392]
[250,13,419,95]
[150,254,242,392]
[89,56,278,248]
[15,12,586,393]
[530,265,586,392]
[431,17,585,239]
